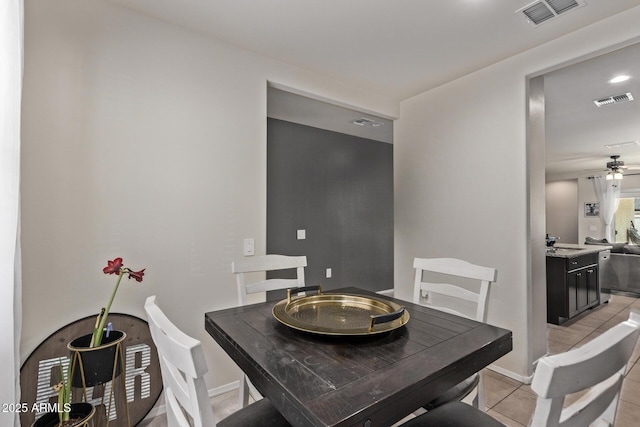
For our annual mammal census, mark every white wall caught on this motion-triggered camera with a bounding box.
[546,180,578,244]
[395,6,640,379]
[20,0,398,391]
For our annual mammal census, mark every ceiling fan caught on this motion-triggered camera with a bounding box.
[605,155,625,180]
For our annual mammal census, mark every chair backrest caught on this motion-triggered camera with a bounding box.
[232,254,307,306]
[144,296,216,427]
[413,257,497,322]
[530,310,640,427]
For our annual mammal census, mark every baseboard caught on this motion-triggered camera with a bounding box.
[487,364,534,385]
[143,380,240,420]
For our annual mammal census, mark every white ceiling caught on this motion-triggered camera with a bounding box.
[108,0,640,175]
[545,41,640,179]
[109,0,640,100]
[267,87,394,144]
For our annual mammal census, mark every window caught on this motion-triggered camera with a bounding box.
[614,196,640,243]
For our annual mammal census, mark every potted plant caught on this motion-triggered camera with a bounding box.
[33,361,95,427]
[68,257,145,387]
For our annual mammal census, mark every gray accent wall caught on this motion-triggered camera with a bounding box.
[267,118,393,294]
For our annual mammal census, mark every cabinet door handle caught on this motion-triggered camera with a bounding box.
[571,261,578,265]
[587,269,594,273]
[576,273,582,277]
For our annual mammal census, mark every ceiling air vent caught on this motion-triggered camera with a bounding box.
[517,0,583,26]
[350,117,383,127]
[593,93,634,107]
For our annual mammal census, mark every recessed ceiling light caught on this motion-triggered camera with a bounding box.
[610,75,630,83]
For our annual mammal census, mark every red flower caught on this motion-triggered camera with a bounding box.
[128,268,145,282]
[103,258,123,275]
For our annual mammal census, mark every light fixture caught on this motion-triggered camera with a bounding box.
[610,75,631,84]
[605,155,624,180]
[606,171,623,181]
[350,117,384,127]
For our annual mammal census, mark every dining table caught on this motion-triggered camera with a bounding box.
[204,287,512,427]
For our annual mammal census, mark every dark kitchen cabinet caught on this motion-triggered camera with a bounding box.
[547,252,600,325]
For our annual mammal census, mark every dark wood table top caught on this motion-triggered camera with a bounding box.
[204,287,512,427]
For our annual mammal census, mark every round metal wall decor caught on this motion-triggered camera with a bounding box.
[20,313,163,427]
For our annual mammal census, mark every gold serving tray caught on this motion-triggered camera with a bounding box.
[272,286,409,336]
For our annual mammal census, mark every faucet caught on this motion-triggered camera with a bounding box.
[546,234,559,247]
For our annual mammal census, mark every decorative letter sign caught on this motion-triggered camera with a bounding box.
[20,314,163,426]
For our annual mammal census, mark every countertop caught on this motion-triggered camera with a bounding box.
[546,243,612,258]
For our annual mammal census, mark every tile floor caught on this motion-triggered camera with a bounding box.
[485,292,640,427]
[140,293,640,426]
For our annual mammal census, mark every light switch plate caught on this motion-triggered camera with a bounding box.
[297,229,306,240]
[243,238,255,256]
[326,268,332,278]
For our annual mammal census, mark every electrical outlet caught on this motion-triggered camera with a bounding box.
[297,229,306,240]
[326,268,332,278]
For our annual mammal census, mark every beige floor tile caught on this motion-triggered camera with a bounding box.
[603,294,633,305]
[615,400,640,427]
[563,321,597,337]
[547,337,573,355]
[562,389,590,408]
[621,377,640,407]
[484,369,523,388]
[583,306,617,322]
[570,314,605,329]
[597,314,629,333]
[491,388,537,426]
[625,360,638,377]
[572,329,605,348]
[608,294,636,306]
[483,373,519,409]
[599,303,630,314]
[547,327,589,346]
[629,340,640,364]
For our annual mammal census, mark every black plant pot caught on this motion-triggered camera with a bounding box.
[32,402,95,427]
[68,330,125,387]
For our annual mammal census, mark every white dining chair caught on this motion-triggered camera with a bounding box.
[413,257,497,411]
[529,309,640,427]
[231,254,307,407]
[403,309,640,427]
[144,296,290,427]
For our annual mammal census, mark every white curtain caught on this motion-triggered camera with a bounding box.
[0,0,23,426]
[593,176,621,242]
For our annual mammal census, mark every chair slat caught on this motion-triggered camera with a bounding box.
[232,254,307,274]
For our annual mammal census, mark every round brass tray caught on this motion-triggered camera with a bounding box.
[272,287,409,336]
